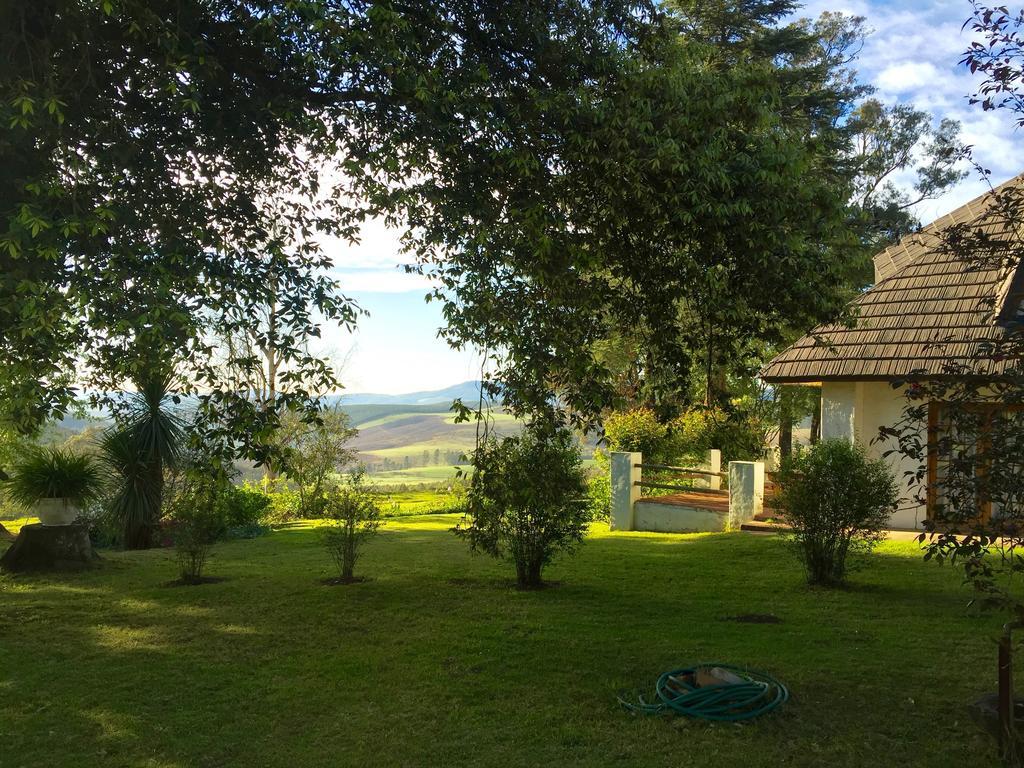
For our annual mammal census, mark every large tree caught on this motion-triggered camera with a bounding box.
[347,4,859,427]
[593,3,967,435]
[1,0,364,454]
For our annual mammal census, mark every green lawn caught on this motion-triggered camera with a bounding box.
[0,518,1003,767]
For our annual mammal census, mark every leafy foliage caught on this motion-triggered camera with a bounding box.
[456,421,589,589]
[348,2,852,427]
[879,2,1024,630]
[320,471,384,583]
[166,472,228,584]
[963,2,1024,125]
[602,409,670,461]
[1,0,359,453]
[4,447,102,507]
[776,440,898,586]
[278,407,358,518]
[602,405,767,465]
[591,4,965,416]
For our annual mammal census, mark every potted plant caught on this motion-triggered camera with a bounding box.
[5,448,103,526]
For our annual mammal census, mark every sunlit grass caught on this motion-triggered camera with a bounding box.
[0,515,1004,767]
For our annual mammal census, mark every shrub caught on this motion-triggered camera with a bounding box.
[586,453,612,522]
[261,480,302,525]
[5,447,103,507]
[456,420,589,589]
[174,503,223,583]
[776,440,898,586]
[668,406,767,464]
[603,408,671,461]
[221,483,271,538]
[667,407,723,459]
[320,471,383,582]
[165,472,226,583]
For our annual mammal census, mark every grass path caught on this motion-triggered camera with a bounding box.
[0,517,1002,767]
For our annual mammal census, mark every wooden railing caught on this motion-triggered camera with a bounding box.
[632,458,726,495]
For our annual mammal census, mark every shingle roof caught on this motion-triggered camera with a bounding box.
[761,174,1024,383]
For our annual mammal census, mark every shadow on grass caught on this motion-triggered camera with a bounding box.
[0,515,997,767]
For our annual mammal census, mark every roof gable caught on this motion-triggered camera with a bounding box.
[761,174,1024,383]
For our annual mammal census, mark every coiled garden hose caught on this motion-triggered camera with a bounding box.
[618,663,789,722]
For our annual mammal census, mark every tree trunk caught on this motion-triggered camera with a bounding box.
[779,417,793,459]
[516,556,545,589]
[810,389,822,444]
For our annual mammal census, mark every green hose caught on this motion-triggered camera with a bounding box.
[618,663,788,722]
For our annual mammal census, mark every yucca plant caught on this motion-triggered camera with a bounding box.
[100,427,161,549]
[5,447,102,507]
[102,367,185,549]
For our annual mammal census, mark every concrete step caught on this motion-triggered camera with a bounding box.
[740,520,790,534]
[752,512,784,523]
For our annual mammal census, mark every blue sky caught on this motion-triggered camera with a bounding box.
[321,0,1021,395]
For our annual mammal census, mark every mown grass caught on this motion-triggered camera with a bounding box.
[0,518,1004,767]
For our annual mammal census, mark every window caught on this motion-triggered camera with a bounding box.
[928,402,1024,524]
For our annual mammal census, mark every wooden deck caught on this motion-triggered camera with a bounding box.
[635,490,729,515]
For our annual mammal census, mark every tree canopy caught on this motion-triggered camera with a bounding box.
[1,0,362,446]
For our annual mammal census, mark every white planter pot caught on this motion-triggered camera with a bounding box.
[35,498,79,526]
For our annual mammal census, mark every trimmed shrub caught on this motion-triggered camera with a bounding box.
[456,420,589,589]
[776,440,898,586]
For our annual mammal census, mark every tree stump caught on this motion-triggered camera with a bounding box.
[0,523,14,542]
[0,524,98,573]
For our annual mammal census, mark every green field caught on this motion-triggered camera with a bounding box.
[0,518,1003,767]
[363,464,470,486]
[340,403,456,428]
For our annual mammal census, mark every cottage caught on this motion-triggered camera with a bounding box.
[761,175,1024,530]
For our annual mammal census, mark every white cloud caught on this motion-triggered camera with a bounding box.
[875,61,941,93]
[792,0,1021,223]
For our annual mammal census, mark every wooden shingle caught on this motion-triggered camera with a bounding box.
[761,175,1024,383]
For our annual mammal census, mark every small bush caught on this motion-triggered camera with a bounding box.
[164,470,227,582]
[174,503,222,583]
[668,406,766,464]
[603,408,671,461]
[776,440,898,586]
[320,471,383,582]
[261,480,302,525]
[456,420,589,589]
[667,407,723,459]
[221,483,272,537]
[586,453,612,522]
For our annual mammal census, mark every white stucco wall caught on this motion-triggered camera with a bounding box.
[819,381,925,530]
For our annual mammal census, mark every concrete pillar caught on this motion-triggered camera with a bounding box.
[610,452,641,531]
[705,449,722,491]
[728,461,765,528]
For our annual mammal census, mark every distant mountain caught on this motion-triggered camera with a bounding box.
[332,380,491,406]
